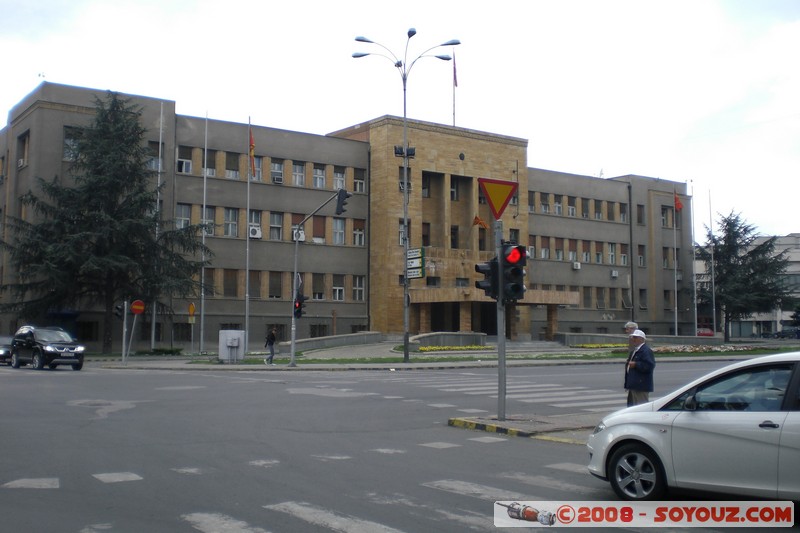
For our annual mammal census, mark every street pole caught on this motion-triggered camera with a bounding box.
[495,220,507,421]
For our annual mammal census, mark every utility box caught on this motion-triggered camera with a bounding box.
[218,330,245,363]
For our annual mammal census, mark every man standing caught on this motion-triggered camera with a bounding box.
[624,329,656,406]
[264,327,277,366]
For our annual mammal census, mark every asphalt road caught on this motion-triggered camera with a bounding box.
[0,359,762,532]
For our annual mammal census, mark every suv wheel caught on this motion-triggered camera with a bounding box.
[72,362,83,371]
[11,352,20,369]
[32,352,45,370]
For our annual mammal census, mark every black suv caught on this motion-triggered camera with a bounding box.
[11,326,85,371]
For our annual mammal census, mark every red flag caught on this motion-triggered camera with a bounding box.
[453,50,458,88]
[674,191,683,211]
[249,127,255,178]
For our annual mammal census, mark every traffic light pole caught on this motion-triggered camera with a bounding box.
[289,189,349,367]
[495,220,507,421]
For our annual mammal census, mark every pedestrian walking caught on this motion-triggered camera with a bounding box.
[623,321,638,336]
[624,329,656,407]
[264,327,277,365]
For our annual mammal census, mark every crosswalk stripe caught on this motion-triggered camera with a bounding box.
[182,512,269,533]
[1,478,59,489]
[265,501,407,533]
[546,462,590,474]
[422,479,545,502]
[516,392,620,402]
[550,398,627,408]
[504,388,595,399]
[501,472,597,494]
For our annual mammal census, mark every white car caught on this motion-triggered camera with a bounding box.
[587,353,800,501]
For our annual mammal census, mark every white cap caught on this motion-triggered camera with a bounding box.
[630,329,646,339]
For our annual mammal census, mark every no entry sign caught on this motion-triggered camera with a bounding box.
[130,300,145,315]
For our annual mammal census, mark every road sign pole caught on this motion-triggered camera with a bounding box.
[121,299,128,365]
[495,220,507,421]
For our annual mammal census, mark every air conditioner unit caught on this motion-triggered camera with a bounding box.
[17,159,25,169]
[292,229,306,242]
[272,176,283,184]
[248,225,262,239]
[572,262,581,270]
[611,270,619,279]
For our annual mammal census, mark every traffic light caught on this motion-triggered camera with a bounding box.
[293,290,308,318]
[335,188,352,215]
[475,257,499,300]
[114,305,124,319]
[501,243,527,302]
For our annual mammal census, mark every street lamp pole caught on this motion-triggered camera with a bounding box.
[354,29,460,362]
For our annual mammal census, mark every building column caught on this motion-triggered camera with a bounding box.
[459,301,472,332]
[546,304,559,341]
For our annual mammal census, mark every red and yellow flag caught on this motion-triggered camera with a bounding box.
[472,215,489,229]
[674,191,683,211]
[249,127,256,178]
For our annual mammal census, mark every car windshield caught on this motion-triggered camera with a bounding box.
[0,335,13,345]
[35,330,75,343]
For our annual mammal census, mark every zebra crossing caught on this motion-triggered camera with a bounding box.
[361,373,629,413]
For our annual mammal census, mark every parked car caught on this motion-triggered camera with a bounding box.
[10,326,85,371]
[588,352,799,501]
[0,335,13,365]
[696,328,714,337]
[775,327,799,339]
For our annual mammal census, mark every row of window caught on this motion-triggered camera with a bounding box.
[175,204,366,246]
[529,285,678,311]
[172,144,366,193]
[529,192,682,229]
[527,238,682,269]
[201,269,366,303]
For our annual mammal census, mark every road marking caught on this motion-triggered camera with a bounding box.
[1,478,59,489]
[419,442,461,449]
[422,479,541,501]
[286,387,378,398]
[369,448,407,454]
[501,472,596,493]
[182,512,269,533]
[458,408,489,413]
[93,472,143,483]
[311,454,352,462]
[171,467,203,475]
[550,398,626,408]
[427,403,456,408]
[154,385,206,390]
[265,501,407,533]
[546,462,588,474]
[469,436,507,443]
[249,459,280,468]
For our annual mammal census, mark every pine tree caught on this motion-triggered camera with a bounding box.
[696,212,790,341]
[1,92,211,353]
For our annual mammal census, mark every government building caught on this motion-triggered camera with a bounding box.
[0,82,693,352]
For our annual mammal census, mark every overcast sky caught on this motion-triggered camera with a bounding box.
[2,0,799,240]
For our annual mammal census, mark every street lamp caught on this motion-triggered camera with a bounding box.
[354,28,460,363]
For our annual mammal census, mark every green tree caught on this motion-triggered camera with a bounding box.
[1,92,211,353]
[696,211,790,341]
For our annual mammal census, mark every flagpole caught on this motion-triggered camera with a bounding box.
[452,49,457,126]
[690,180,697,335]
[245,118,252,360]
[200,113,208,354]
[673,190,679,336]
[709,190,717,336]
[153,102,163,351]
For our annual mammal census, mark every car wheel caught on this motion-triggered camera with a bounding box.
[11,352,20,369]
[32,352,44,370]
[608,443,666,501]
[72,362,83,371]
[48,363,58,370]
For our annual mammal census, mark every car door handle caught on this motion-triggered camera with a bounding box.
[759,421,780,429]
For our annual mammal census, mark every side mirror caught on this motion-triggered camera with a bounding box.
[684,394,697,411]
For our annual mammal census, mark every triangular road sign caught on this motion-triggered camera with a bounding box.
[478,178,519,220]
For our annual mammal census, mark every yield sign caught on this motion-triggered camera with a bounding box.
[478,178,519,220]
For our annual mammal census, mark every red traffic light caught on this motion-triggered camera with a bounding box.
[504,245,523,265]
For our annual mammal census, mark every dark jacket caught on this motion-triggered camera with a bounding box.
[265,332,276,347]
[624,343,656,392]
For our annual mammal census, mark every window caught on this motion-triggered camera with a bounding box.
[596,287,606,308]
[554,195,563,215]
[426,277,441,287]
[399,220,406,246]
[620,203,628,223]
[540,236,550,259]
[661,207,670,228]
[352,275,365,301]
[665,364,793,412]
[450,226,459,249]
[568,239,577,262]
[312,273,325,300]
[202,148,216,177]
[333,166,345,190]
[271,159,284,183]
[313,164,326,188]
[582,240,591,263]
[200,205,214,234]
[583,287,592,308]
[567,196,576,217]
[249,209,261,226]
[174,323,191,342]
[249,270,261,299]
[312,215,325,243]
[594,200,603,220]
[638,245,646,267]
[509,228,520,244]
[450,180,459,201]
[662,247,670,268]
[422,173,431,198]
[177,145,192,174]
[353,219,365,246]
[639,288,648,309]
[147,140,163,171]
[292,161,305,186]
[224,208,238,237]
[225,152,240,179]
[203,268,215,296]
[310,324,328,338]
[223,269,238,297]
[332,274,345,301]
[333,218,345,245]
[269,212,283,240]
[63,127,81,161]
[353,168,366,193]
[456,278,469,288]
[609,243,617,265]
[422,223,431,247]
[527,192,534,213]
[664,289,672,310]
[268,271,282,299]
[555,238,564,261]
[253,156,263,181]
[479,188,487,205]
[620,244,629,266]
[479,228,487,251]
[581,198,590,219]
[637,204,645,224]
[176,203,191,229]
[595,242,604,264]
[608,288,617,309]
[540,193,550,213]
[622,288,632,309]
